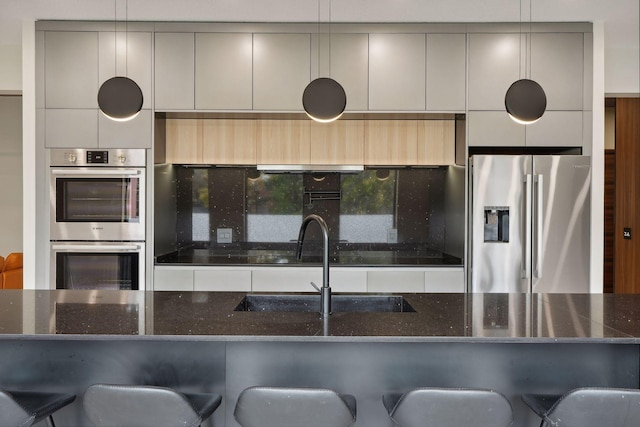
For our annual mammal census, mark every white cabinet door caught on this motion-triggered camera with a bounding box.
[526,111,583,147]
[369,33,426,111]
[467,33,520,111]
[195,33,253,110]
[531,32,584,111]
[424,268,465,293]
[367,270,425,293]
[154,32,195,110]
[467,111,525,147]
[330,269,367,293]
[252,268,322,292]
[327,33,368,111]
[194,270,252,292]
[426,34,466,112]
[253,33,310,111]
[45,31,99,109]
[154,267,194,291]
[45,109,98,148]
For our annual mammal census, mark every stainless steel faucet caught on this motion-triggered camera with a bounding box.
[296,214,331,316]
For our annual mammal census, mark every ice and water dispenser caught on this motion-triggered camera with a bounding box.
[484,207,509,242]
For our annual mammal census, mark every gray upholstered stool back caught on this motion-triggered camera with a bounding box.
[234,386,356,427]
[526,387,640,427]
[383,388,513,427]
[83,384,221,427]
[0,389,76,427]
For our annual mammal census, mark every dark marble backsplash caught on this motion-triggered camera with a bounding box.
[155,165,465,262]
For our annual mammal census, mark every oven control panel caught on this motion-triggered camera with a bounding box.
[49,148,146,167]
[87,150,109,164]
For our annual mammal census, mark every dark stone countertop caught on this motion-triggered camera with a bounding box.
[2,291,640,343]
[155,247,463,267]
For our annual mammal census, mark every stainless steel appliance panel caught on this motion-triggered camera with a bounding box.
[49,149,146,241]
[50,242,145,290]
[49,148,146,167]
[471,155,530,292]
[532,155,591,292]
[470,155,591,294]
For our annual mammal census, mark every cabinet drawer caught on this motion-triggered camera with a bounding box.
[424,268,465,293]
[194,270,251,292]
[330,269,367,293]
[367,270,425,292]
[154,268,194,291]
[252,267,321,292]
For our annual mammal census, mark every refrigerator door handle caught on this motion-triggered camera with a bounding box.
[535,174,544,278]
[523,174,532,279]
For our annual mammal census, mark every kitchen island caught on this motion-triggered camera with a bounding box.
[1,291,639,426]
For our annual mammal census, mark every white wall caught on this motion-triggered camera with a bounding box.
[0,96,23,256]
[0,45,21,93]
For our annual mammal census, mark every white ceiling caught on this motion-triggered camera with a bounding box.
[1,0,638,93]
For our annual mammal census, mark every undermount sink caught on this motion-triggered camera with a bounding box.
[234,294,416,313]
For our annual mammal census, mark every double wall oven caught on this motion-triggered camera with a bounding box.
[49,149,146,290]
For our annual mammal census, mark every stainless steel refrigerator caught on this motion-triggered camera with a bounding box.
[470,155,591,293]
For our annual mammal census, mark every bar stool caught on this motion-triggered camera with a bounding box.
[522,387,640,427]
[0,388,76,427]
[234,386,356,427]
[83,384,222,427]
[382,387,513,427]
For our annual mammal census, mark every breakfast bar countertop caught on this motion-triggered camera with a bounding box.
[2,291,640,343]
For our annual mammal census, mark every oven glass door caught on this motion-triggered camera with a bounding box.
[56,176,139,223]
[50,168,145,241]
[54,245,142,290]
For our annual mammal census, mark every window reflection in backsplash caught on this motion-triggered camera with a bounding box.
[171,166,463,259]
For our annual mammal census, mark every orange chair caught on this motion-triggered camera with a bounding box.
[0,256,4,289]
[2,253,23,289]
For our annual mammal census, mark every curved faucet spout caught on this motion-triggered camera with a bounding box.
[296,214,331,316]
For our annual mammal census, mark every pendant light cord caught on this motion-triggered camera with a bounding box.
[114,0,117,75]
[125,0,129,77]
[328,0,332,78]
[528,0,533,80]
[113,0,130,77]
[519,0,522,80]
[317,0,320,78]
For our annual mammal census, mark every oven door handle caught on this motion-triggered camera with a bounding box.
[51,244,142,251]
[50,169,141,176]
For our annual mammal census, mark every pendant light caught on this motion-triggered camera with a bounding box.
[98,0,143,122]
[505,0,546,124]
[302,0,346,123]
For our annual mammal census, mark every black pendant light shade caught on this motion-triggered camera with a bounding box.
[505,78,547,125]
[302,77,347,123]
[98,76,143,121]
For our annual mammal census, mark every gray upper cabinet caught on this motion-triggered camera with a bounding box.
[467,111,525,146]
[45,109,98,148]
[195,33,253,110]
[98,110,153,148]
[467,33,520,111]
[526,111,583,147]
[43,29,152,148]
[155,32,195,110]
[426,34,466,112]
[99,31,153,110]
[45,31,99,109]
[253,33,310,111]
[369,33,426,111]
[327,33,369,111]
[531,32,584,111]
